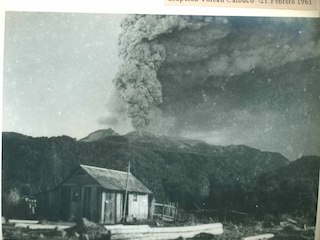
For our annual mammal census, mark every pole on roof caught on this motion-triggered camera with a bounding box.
[315,171,320,240]
[122,161,131,223]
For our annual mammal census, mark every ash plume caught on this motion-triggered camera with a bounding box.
[113,15,320,159]
[113,15,230,129]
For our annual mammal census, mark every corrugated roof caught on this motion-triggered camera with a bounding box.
[80,164,152,194]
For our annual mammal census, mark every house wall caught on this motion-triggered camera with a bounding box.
[100,191,124,224]
[54,169,150,223]
[128,193,149,221]
[58,183,102,222]
[59,171,102,222]
[116,193,123,222]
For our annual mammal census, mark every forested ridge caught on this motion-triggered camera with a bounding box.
[2,130,320,221]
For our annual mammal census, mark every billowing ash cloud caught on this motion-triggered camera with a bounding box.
[114,15,320,159]
[113,15,230,129]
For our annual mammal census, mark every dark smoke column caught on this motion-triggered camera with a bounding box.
[113,15,195,130]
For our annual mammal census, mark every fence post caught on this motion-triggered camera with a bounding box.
[161,203,165,219]
[150,198,155,220]
[315,171,320,240]
[174,205,178,222]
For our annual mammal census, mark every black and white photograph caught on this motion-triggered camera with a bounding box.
[2,9,320,240]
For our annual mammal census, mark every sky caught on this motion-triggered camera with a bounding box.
[3,13,320,160]
[3,12,132,138]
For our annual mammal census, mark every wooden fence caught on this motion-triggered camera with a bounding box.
[150,202,178,222]
[150,200,248,224]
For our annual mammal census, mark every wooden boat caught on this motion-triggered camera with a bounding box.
[7,219,75,230]
[9,218,223,240]
[242,234,274,240]
[104,223,223,240]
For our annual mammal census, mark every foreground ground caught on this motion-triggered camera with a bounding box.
[206,222,315,240]
[2,219,316,240]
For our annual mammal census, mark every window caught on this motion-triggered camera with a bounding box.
[133,194,138,202]
[72,191,80,201]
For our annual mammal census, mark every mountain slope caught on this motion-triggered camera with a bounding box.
[79,128,119,142]
[254,155,320,219]
[3,131,310,220]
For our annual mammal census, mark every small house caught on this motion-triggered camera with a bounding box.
[56,164,152,224]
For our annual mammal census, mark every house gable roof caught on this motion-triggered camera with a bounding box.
[80,164,152,194]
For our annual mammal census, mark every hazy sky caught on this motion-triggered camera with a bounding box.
[110,15,320,160]
[3,12,132,138]
[3,13,320,160]
[156,17,320,161]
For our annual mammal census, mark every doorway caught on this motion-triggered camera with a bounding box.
[101,192,116,224]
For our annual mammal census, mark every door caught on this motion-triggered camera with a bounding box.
[82,186,93,220]
[102,192,116,224]
[60,186,71,221]
[82,186,101,222]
